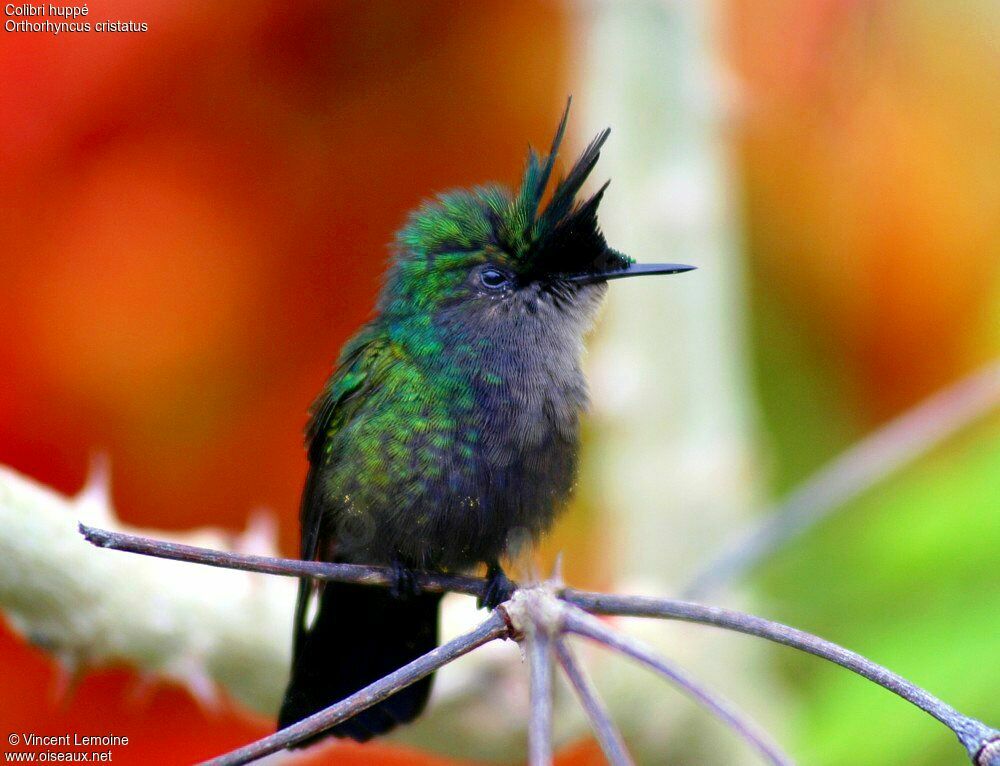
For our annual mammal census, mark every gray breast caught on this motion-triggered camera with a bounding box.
[419,282,602,567]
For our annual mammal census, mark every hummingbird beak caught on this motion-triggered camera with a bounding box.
[562,262,697,285]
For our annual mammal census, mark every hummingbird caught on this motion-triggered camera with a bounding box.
[278,101,694,743]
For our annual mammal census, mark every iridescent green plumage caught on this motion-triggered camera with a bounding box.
[279,101,692,745]
[295,101,631,569]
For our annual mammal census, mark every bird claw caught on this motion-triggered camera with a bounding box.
[479,564,515,610]
[389,558,421,599]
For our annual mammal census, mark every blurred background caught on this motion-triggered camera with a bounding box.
[1,1,998,764]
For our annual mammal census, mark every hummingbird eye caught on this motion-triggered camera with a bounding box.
[477,267,512,291]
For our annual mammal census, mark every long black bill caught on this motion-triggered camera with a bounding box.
[563,262,696,285]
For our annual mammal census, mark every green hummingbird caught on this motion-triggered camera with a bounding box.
[278,101,694,743]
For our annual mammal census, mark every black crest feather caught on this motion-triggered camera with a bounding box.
[513,99,629,277]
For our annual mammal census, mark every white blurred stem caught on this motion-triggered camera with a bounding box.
[574,0,774,759]
[0,462,293,716]
[579,0,756,587]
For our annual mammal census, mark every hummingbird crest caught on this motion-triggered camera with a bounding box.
[386,99,630,321]
[508,99,629,278]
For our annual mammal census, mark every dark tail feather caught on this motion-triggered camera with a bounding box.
[278,580,442,744]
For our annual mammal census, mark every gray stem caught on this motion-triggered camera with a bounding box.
[560,606,793,766]
[79,525,1000,763]
[563,589,999,761]
[198,612,508,766]
[554,638,634,766]
[527,624,555,766]
[80,523,485,598]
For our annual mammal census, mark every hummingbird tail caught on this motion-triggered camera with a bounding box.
[278,580,442,744]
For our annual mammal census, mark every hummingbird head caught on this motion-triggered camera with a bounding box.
[378,100,693,347]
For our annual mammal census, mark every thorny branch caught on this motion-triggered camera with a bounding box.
[81,525,1000,765]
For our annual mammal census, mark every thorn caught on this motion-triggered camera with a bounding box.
[51,653,83,710]
[127,673,157,706]
[75,453,115,525]
[171,657,219,710]
[234,509,279,557]
[184,666,220,710]
[549,553,565,586]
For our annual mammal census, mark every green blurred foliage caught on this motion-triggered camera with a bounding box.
[735,0,1000,761]
[750,296,999,765]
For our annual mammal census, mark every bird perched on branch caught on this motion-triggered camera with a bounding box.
[278,100,694,743]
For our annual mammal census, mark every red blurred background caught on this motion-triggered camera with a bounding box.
[1,1,573,762]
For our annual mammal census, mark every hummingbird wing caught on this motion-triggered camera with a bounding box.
[283,331,446,741]
[293,329,391,649]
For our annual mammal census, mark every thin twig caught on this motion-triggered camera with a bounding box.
[79,523,486,598]
[563,590,1000,762]
[684,359,1000,598]
[560,605,794,766]
[527,622,555,766]
[554,638,634,766]
[198,612,508,766]
[79,525,1000,764]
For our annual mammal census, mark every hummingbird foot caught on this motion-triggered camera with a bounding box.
[479,562,516,610]
[389,556,422,599]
